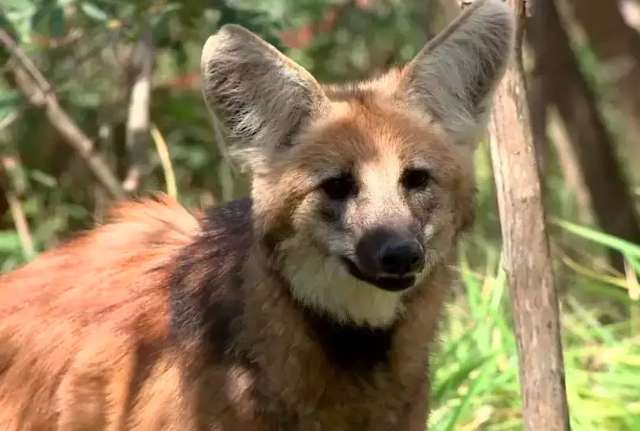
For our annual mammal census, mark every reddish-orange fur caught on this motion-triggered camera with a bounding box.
[1,72,472,431]
[0,193,446,430]
[0,197,199,430]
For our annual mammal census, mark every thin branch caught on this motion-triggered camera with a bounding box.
[0,111,19,131]
[0,31,51,93]
[547,108,594,226]
[6,189,35,260]
[1,157,34,260]
[0,28,126,199]
[123,31,154,192]
[150,124,177,199]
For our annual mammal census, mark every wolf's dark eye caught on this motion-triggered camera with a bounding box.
[320,174,357,201]
[402,168,432,191]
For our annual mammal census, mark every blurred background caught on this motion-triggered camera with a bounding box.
[1,0,639,429]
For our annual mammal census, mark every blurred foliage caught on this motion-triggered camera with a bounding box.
[1,0,639,430]
[0,0,437,263]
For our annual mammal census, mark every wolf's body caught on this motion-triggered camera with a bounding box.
[0,1,514,429]
[0,196,444,429]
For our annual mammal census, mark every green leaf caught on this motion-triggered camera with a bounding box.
[80,2,109,22]
[49,6,66,38]
[29,4,67,38]
[442,358,497,431]
[30,170,58,188]
[158,3,182,16]
[3,0,36,16]
[0,90,22,118]
[68,91,101,108]
[432,354,494,402]
[4,1,37,42]
[553,219,640,258]
[0,231,21,253]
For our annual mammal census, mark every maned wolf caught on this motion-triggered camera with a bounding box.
[0,1,514,429]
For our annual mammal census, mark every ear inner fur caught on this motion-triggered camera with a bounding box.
[399,0,515,143]
[200,24,329,166]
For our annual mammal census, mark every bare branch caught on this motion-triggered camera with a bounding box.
[0,111,19,131]
[0,157,35,260]
[547,108,593,226]
[150,124,177,199]
[0,28,126,200]
[5,189,34,260]
[0,32,51,93]
[123,31,154,192]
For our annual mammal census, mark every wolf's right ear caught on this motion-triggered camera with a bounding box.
[201,25,328,166]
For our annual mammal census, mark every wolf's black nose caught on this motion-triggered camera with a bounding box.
[378,238,424,276]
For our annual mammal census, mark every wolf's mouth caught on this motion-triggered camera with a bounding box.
[341,257,415,292]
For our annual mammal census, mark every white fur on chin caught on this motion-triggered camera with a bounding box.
[282,250,408,328]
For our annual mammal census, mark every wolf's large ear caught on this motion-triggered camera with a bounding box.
[399,0,514,143]
[201,25,328,163]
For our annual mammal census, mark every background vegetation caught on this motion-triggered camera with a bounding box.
[1,0,639,429]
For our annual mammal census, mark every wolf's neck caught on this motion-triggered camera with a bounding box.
[225,259,450,429]
[241,256,450,375]
[302,306,396,373]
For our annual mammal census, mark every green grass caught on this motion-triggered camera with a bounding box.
[429,226,640,431]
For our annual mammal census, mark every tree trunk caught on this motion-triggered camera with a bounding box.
[567,0,640,62]
[529,0,640,269]
[565,0,640,168]
[488,1,570,429]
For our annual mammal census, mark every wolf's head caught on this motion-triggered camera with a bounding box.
[201,0,514,327]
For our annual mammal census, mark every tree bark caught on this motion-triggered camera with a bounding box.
[529,0,640,269]
[488,0,571,429]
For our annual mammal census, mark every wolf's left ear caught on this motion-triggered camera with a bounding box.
[201,25,328,163]
[399,0,515,143]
